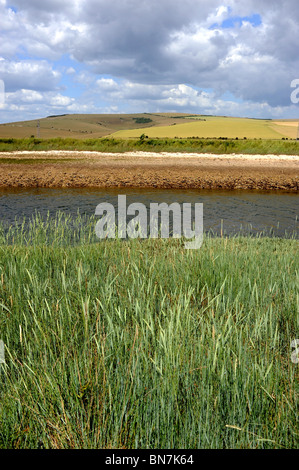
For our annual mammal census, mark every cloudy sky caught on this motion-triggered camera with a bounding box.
[0,0,299,123]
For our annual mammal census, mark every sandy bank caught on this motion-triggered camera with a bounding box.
[0,151,298,191]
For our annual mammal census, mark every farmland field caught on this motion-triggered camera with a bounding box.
[0,113,298,140]
[111,116,299,140]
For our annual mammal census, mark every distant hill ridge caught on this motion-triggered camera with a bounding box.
[0,113,298,140]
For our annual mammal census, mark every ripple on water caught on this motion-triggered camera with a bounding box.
[0,187,298,238]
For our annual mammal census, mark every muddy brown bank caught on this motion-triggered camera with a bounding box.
[0,151,298,191]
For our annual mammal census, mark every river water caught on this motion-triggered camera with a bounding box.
[0,187,298,238]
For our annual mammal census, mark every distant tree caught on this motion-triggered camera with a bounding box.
[133,117,153,124]
[139,133,148,142]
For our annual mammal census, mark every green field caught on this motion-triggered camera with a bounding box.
[0,213,298,449]
[0,113,298,141]
[112,116,299,140]
[0,113,198,140]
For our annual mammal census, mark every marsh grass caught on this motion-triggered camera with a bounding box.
[0,213,298,448]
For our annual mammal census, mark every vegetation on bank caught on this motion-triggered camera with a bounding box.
[0,136,299,154]
[0,213,298,449]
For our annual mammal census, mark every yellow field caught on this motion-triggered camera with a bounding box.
[111,116,299,140]
[0,113,298,140]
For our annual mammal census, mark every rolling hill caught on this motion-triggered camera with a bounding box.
[0,113,198,139]
[0,113,298,140]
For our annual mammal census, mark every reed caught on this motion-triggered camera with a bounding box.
[0,213,298,448]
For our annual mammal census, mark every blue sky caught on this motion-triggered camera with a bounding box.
[0,0,299,123]
[209,10,262,29]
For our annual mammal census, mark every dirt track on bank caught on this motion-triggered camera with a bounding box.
[0,151,298,191]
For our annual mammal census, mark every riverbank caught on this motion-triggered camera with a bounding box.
[0,151,298,191]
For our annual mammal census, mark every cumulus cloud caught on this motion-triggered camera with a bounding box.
[87,79,294,118]
[2,89,75,122]
[96,78,119,91]
[0,0,299,121]
[0,59,60,92]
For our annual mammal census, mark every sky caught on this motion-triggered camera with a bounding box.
[0,0,299,123]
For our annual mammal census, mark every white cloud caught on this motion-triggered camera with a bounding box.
[7,89,44,103]
[49,94,74,107]
[0,59,60,92]
[2,89,75,122]
[1,0,299,121]
[66,67,76,74]
[96,78,119,91]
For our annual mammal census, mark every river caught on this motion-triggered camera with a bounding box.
[0,187,298,238]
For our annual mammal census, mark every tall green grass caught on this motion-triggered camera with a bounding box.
[0,213,298,448]
[0,136,299,154]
